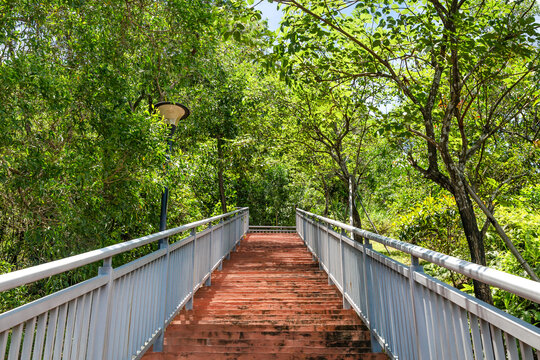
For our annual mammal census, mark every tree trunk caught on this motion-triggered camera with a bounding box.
[322,177,329,216]
[452,184,493,304]
[352,202,362,229]
[347,177,363,242]
[217,136,227,214]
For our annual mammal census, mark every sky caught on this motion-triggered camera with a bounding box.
[253,1,540,35]
[253,0,284,31]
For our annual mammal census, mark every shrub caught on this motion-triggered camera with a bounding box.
[392,194,470,288]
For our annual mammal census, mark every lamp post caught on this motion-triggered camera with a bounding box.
[153,102,190,352]
[154,101,190,235]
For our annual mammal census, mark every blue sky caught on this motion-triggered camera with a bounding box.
[253,0,284,31]
[253,2,540,33]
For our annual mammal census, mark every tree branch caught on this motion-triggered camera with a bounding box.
[464,182,540,281]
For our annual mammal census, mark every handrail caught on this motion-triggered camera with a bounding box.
[0,208,249,360]
[248,225,296,233]
[249,226,296,228]
[296,208,540,304]
[0,207,249,293]
[296,208,539,359]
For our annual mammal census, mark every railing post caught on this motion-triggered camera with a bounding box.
[206,223,213,287]
[296,211,299,236]
[316,219,322,268]
[246,210,249,236]
[153,236,170,352]
[187,228,196,311]
[326,223,332,285]
[340,229,351,309]
[305,214,308,243]
[360,236,382,353]
[91,257,114,359]
[218,219,224,271]
[409,255,429,359]
[225,217,231,260]
[234,214,239,251]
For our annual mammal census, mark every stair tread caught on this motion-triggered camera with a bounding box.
[141,233,387,360]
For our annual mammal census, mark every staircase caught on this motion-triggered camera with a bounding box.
[143,233,388,360]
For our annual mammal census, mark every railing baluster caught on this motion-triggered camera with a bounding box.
[78,292,93,360]
[206,223,213,287]
[70,294,86,359]
[340,229,350,309]
[32,312,48,360]
[408,255,429,360]
[360,237,382,353]
[154,232,170,352]
[62,299,77,360]
[504,333,519,360]
[326,223,331,285]
[20,317,36,359]
[7,323,23,360]
[519,342,534,360]
[43,307,58,360]
[92,257,114,359]
[0,331,7,359]
[218,219,224,271]
[187,228,196,311]
[53,302,68,359]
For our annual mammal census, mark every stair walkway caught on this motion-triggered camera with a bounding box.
[143,233,388,360]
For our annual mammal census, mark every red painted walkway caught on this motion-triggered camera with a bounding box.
[143,233,388,360]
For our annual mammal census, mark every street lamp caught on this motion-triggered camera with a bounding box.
[154,101,190,234]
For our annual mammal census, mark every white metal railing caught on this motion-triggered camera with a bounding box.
[0,208,249,360]
[247,225,296,233]
[296,208,540,360]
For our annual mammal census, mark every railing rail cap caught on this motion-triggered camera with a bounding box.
[0,208,249,292]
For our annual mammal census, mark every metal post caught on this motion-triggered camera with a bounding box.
[154,237,170,352]
[155,128,175,351]
[349,175,354,239]
[316,219,322,270]
[409,255,429,359]
[300,212,304,242]
[218,219,224,271]
[206,223,212,287]
[186,229,196,311]
[361,240,382,353]
[159,188,168,234]
[226,220,231,261]
[245,210,249,236]
[340,229,351,309]
[92,257,114,359]
[159,127,176,239]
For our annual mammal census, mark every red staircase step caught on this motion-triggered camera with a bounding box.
[142,233,388,360]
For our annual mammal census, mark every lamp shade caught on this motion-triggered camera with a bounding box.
[154,101,190,126]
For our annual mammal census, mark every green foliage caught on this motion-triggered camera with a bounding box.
[1,0,539,327]
[488,207,540,277]
[0,0,283,311]
[239,164,298,225]
[272,0,540,302]
[394,195,468,256]
[487,207,540,324]
[393,194,470,288]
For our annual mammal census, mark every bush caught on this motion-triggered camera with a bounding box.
[392,194,470,288]
[487,206,540,324]
[393,194,469,258]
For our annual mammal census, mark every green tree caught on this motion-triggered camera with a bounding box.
[0,0,237,272]
[269,0,540,301]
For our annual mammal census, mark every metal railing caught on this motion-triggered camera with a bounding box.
[296,208,540,360]
[247,225,296,233]
[0,208,249,360]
